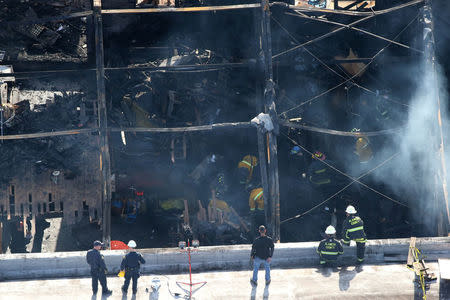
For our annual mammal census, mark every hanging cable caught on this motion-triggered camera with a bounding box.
[271,16,411,111]
[280,133,408,225]
[277,13,419,117]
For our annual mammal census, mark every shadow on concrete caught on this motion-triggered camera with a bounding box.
[315,267,332,278]
[31,217,50,253]
[250,284,257,300]
[149,289,159,300]
[339,266,357,291]
[263,285,269,299]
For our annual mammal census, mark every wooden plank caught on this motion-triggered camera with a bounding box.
[183,199,189,226]
[0,221,2,254]
[101,4,260,14]
[287,0,424,16]
[94,3,112,248]
[109,122,253,133]
[280,120,403,137]
[0,128,96,140]
[407,236,417,267]
[230,206,249,232]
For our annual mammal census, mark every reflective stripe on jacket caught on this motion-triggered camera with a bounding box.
[317,238,343,262]
[342,215,366,242]
[238,155,258,183]
[249,188,264,211]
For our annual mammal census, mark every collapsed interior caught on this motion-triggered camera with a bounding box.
[0,0,449,253]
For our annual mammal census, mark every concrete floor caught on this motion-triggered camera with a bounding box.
[0,263,441,300]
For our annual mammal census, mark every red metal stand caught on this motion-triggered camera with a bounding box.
[176,240,207,299]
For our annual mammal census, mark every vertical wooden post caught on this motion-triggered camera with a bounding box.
[0,220,3,254]
[259,0,280,242]
[253,8,271,233]
[94,0,112,248]
[422,0,450,235]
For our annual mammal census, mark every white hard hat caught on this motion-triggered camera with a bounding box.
[346,205,357,214]
[325,225,336,235]
[127,240,137,248]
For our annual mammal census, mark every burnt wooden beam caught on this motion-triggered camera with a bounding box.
[93,0,112,248]
[109,122,253,133]
[253,8,272,235]
[280,120,405,137]
[277,0,424,16]
[260,0,281,242]
[101,4,260,14]
[0,128,96,140]
[0,62,249,78]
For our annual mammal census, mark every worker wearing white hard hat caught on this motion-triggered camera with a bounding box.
[342,205,367,264]
[345,205,357,214]
[120,240,146,294]
[317,225,343,266]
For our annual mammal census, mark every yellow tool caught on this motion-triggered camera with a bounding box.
[118,270,125,277]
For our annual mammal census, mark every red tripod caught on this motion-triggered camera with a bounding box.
[176,240,207,299]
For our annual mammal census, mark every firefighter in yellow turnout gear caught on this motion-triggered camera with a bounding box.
[341,205,367,264]
[248,187,265,237]
[317,226,343,265]
[249,187,264,211]
[238,155,258,185]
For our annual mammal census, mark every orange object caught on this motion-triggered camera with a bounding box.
[111,240,129,250]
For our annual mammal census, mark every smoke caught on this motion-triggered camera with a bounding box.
[368,57,449,233]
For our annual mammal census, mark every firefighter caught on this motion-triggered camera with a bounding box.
[308,151,330,186]
[248,185,265,237]
[317,225,343,266]
[308,151,339,210]
[238,155,258,185]
[341,205,367,264]
[120,240,146,295]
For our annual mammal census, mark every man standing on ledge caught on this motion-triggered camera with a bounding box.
[250,225,274,286]
[121,240,146,295]
[86,240,112,295]
[342,205,367,264]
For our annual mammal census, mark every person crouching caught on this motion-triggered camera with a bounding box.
[317,226,343,266]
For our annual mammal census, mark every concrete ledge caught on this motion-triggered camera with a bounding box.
[0,237,449,280]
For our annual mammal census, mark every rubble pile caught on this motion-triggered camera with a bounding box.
[0,91,96,185]
[0,0,91,63]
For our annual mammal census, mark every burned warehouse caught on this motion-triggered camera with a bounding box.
[0,0,449,254]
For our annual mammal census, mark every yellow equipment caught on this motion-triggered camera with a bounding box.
[355,137,373,163]
[118,270,125,277]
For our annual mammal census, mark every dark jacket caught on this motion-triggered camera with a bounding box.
[86,249,107,272]
[121,251,146,271]
[342,215,366,243]
[251,235,274,260]
[317,238,343,261]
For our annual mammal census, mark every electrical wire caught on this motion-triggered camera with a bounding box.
[280,133,408,225]
[277,12,419,117]
[271,16,411,110]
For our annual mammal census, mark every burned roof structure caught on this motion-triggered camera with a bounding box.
[0,0,449,252]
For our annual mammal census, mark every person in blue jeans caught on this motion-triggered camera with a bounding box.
[250,225,274,286]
